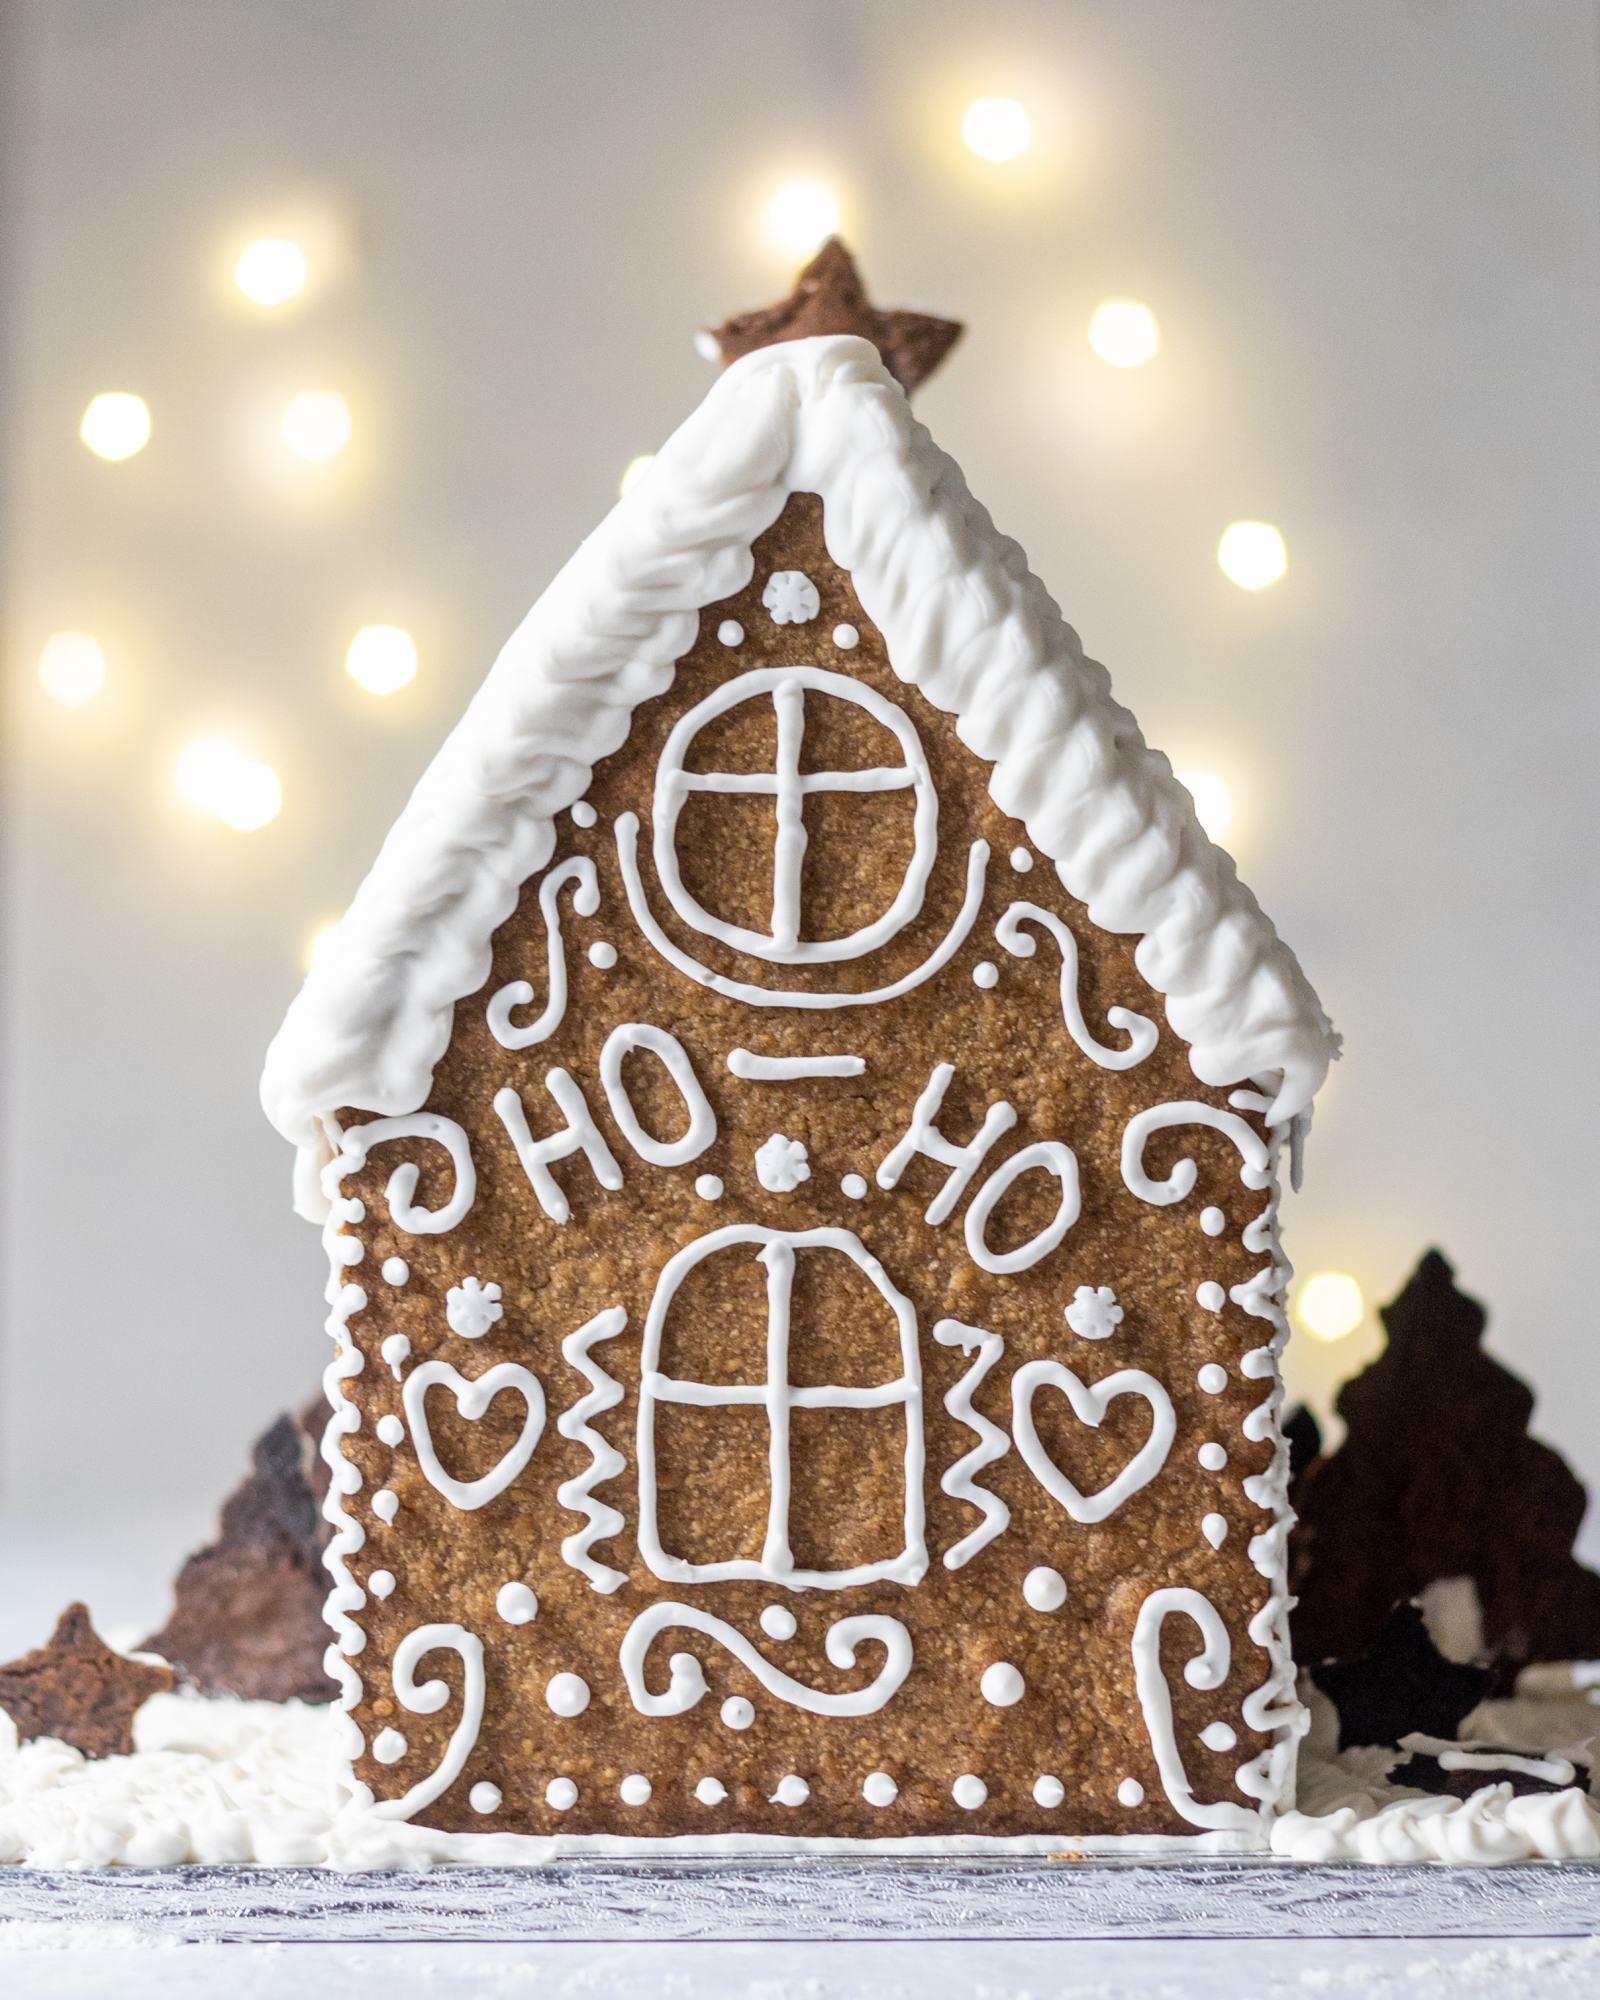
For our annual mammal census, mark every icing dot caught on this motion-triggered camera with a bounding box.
[980,1662,1025,1707]
[1009,847,1033,874]
[342,1198,366,1224]
[1201,1722,1237,1753]
[1023,1566,1067,1613]
[1202,1512,1228,1549]
[717,620,744,647]
[337,1237,364,1266]
[375,1414,404,1447]
[546,1672,590,1717]
[694,1174,724,1202]
[770,1775,809,1807]
[1200,1207,1226,1237]
[1033,1774,1065,1808]
[469,1782,502,1814]
[862,1771,898,1807]
[381,1257,409,1286]
[587,940,617,969]
[373,1489,399,1523]
[545,1778,577,1810]
[620,1774,652,1806]
[1197,1281,1226,1313]
[496,1582,538,1625]
[1197,1364,1228,1395]
[972,960,999,990]
[759,1604,797,1641]
[1118,1778,1145,1808]
[367,1569,395,1600]
[720,1696,754,1731]
[571,800,598,828]
[832,622,859,649]
[695,1777,728,1805]
[952,1774,988,1810]
[1198,1442,1228,1472]
[380,1335,410,1379]
[840,1173,868,1200]
[371,1728,407,1765]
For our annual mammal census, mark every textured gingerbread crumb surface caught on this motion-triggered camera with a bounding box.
[329,494,1285,1842]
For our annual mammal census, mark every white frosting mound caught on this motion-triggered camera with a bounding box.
[4,1680,1598,1870]
[1271,1683,1600,1865]
[0,1693,333,1870]
[261,334,1336,1219]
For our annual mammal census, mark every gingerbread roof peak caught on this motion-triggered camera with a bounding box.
[702,239,963,393]
[263,333,1337,1218]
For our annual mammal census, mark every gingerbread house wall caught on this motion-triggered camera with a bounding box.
[322,494,1295,1851]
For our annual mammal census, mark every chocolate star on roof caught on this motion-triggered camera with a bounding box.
[702,238,963,394]
[0,1602,172,1759]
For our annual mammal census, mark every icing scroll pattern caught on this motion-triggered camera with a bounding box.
[486,857,599,1050]
[621,1601,913,1719]
[333,1113,476,1236]
[994,901,1157,1070]
[556,1306,630,1594]
[370,1622,487,1821]
[1121,1101,1272,1206]
[1131,1587,1257,1833]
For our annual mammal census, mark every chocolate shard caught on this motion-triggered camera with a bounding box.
[1312,1600,1495,1751]
[1390,1732,1591,1800]
[0,1603,173,1758]
[143,1403,336,1705]
[702,238,963,395]
[1291,1250,1600,1676]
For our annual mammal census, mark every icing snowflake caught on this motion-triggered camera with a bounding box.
[1064,1284,1123,1341]
[755,1133,811,1193]
[761,570,821,625]
[446,1276,504,1339]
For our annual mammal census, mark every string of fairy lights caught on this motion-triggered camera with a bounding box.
[30,94,1360,1353]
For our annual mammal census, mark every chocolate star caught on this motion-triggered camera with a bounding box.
[1311,1601,1493,1751]
[0,1602,172,1758]
[703,239,963,394]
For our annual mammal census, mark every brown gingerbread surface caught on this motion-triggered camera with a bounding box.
[328,495,1286,1842]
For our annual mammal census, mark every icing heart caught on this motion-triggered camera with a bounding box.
[400,1360,545,1511]
[1010,1362,1175,1524]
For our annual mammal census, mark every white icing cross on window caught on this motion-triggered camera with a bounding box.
[651,667,938,966]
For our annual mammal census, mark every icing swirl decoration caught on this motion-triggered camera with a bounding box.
[1131,1586,1257,1832]
[1121,1101,1272,1207]
[331,1113,476,1236]
[621,1601,913,1719]
[370,1623,486,1822]
[994,901,1157,1070]
[485,857,599,1050]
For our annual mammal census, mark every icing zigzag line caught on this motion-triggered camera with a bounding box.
[933,1318,1011,1570]
[556,1306,630,1593]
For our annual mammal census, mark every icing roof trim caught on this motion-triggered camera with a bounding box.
[262,335,1337,1217]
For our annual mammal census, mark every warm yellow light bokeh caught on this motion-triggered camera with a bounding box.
[1296,1271,1366,1343]
[1218,520,1288,590]
[304,919,341,972]
[1088,298,1161,369]
[619,454,655,497]
[80,392,152,462]
[961,97,1032,163]
[762,180,841,260]
[1177,770,1233,840]
[280,390,351,462]
[345,625,418,696]
[235,237,307,307]
[38,631,107,707]
[175,739,282,831]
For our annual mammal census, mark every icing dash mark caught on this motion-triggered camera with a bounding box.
[932,1319,1011,1570]
[727,1049,866,1080]
[556,1306,630,1593]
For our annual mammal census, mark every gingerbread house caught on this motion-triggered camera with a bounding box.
[262,304,1336,1855]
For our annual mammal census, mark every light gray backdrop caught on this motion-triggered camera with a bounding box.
[2,0,1597,1647]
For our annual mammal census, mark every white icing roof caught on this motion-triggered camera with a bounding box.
[262,335,1337,1217]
